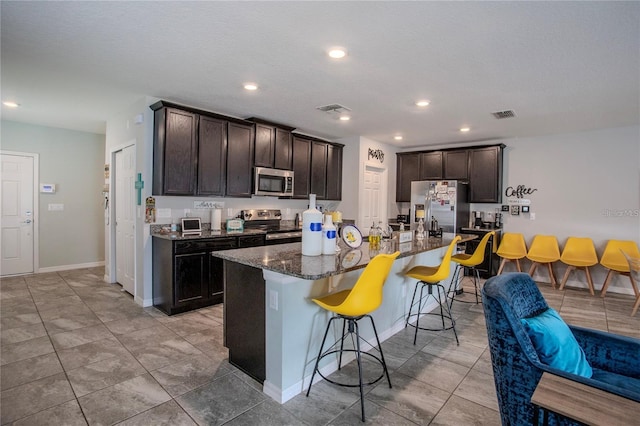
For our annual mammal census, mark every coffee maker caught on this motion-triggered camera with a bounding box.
[494,212,503,228]
[472,211,484,228]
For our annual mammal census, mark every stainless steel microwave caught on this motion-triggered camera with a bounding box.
[254,167,294,197]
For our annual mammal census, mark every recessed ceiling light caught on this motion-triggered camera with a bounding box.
[415,100,430,107]
[339,115,350,121]
[328,48,347,59]
[3,101,19,108]
[460,127,470,132]
[243,83,258,91]
[394,135,403,141]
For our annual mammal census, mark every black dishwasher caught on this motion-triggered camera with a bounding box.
[458,228,502,278]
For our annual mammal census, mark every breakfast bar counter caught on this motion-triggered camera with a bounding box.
[213,234,475,404]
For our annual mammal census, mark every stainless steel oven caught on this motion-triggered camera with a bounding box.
[241,209,302,245]
[265,231,302,245]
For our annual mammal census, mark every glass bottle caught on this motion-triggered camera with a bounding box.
[416,217,425,240]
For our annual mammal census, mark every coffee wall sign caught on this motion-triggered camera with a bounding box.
[505,185,537,198]
[368,148,384,163]
[505,184,537,209]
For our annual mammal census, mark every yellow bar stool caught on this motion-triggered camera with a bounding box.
[306,251,400,422]
[496,232,528,275]
[526,235,561,288]
[558,236,598,295]
[405,236,461,345]
[600,240,640,301]
[450,231,496,305]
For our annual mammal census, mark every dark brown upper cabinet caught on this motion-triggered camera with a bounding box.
[292,134,343,200]
[396,144,504,203]
[443,150,469,180]
[326,144,343,200]
[310,141,328,199]
[468,145,504,203]
[396,153,420,202]
[253,123,275,168]
[197,116,227,196]
[274,128,293,170]
[152,106,198,195]
[226,122,255,197]
[292,135,311,198]
[419,152,443,180]
[248,118,295,170]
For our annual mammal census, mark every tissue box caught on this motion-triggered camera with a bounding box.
[226,218,244,233]
[394,230,413,243]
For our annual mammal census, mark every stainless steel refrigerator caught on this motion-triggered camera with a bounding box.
[410,180,470,235]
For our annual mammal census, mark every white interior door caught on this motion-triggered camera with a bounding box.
[115,146,135,295]
[360,166,386,235]
[1,154,35,275]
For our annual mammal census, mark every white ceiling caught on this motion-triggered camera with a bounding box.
[2,1,639,148]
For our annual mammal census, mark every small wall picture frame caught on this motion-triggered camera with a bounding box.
[510,205,520,215]
[501,205,510,212]
[521,205,530,213]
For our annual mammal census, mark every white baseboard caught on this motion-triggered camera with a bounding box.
[38,261,105,274]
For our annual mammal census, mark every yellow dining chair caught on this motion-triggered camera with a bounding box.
[496,233,528,275]
[405,236,461,345]
[450,231,496,304]
[620,249,640,316]
[558,237,598,295]
[306,251,400,422]
[600,240,640,300]
[526,235,561,288]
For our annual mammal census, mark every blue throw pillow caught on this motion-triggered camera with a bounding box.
[521,308,593,378]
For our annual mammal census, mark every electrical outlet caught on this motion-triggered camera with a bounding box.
[156,208,171,218]
[530,212,536,220]
[48,203,64,211]
[269,290,278,310]
[184,209,191,217]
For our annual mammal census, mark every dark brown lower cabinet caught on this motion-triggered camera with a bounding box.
[153,237,237,315]
[224,261,265,383]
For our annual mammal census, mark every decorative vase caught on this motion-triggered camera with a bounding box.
[302,194,323,256]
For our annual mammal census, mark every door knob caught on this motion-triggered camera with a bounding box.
[22,219,32,224]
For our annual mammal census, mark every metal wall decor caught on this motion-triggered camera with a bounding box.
[368,148,384,163]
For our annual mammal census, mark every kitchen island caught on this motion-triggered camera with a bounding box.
[213,234,475,404]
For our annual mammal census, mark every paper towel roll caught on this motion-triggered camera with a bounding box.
[211,209,222,231]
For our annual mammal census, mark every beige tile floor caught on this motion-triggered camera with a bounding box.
[1,267,638,425]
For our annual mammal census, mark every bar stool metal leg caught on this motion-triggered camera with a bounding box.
[306,313,394,422]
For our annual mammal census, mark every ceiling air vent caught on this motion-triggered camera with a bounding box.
[316,104,352,114]
[492,110,516,119]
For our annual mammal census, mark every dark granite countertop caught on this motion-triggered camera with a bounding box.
[212,233,476,280]
[151,222,302,241]
[151,228,267,241]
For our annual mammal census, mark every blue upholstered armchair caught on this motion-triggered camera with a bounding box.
[482,273,640,425]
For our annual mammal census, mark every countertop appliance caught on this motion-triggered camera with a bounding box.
[410,180,470,235]
[240,209,302,245]
[254,167,294,197]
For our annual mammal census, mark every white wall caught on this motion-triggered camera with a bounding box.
[1,120,105,270]
[494,125,639,292]
[104,96,156,306]
[401,125,639,294]
[338,135,400,231]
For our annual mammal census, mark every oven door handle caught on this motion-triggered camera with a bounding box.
[266,232,302,240]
